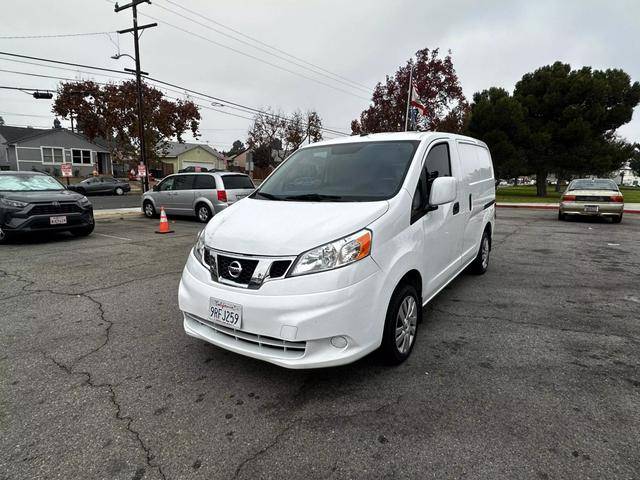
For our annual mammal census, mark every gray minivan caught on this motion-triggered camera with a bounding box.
[142,172,255,222]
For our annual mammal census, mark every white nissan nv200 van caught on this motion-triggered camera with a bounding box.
[179,132,495,369]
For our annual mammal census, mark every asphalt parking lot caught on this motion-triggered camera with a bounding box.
[1,210,639,479]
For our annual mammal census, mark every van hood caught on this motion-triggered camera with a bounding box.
[204,198,388,256]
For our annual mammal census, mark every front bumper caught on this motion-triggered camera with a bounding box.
[560,202,623,217]
[1,208,94,233]
[178,251,385,369]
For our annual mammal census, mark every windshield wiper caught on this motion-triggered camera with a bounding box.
[253,191,283,201]
[282,193,343,201]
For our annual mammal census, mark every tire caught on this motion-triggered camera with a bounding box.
[558,211,565,221]
[0,227,10,244]
[469,229,491,275]
[196,203,212,223]
[143,201,156,219]
[114,187,124,196]
[380,283,421,365]
[612,214,622,224]
[71,223,94,237]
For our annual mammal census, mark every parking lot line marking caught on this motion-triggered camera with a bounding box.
[94,233,132,241]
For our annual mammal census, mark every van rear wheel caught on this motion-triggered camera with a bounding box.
[380,284,420,365]
[469,230,490,275]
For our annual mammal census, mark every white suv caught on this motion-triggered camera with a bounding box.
[179,132,496,368]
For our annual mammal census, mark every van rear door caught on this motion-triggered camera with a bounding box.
[220,174,255,204]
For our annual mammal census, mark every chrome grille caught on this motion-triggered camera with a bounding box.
[203,248,296,289]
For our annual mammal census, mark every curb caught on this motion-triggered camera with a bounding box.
[94,208,142,220]
[496,203,640,214]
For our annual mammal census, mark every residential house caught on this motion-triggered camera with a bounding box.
[229,148,286,180]
[157,141,227,175]
[612,160,640,187]
[0,126,112,175]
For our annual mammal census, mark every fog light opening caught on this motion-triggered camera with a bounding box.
[330,336,348,349]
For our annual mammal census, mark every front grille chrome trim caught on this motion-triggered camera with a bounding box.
[203,247,295,290]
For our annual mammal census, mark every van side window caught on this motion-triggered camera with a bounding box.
[411,168,428,223]
[194,175,216,190]
[173,175,195,190]
[425,143,451,178]
[158,177,175,191]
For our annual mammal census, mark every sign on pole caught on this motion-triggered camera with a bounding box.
[138,163,146,179]
[61,163,73,177]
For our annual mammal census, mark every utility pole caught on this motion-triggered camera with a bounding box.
[114,0,157,192]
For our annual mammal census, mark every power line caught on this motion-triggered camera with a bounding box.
[153,1,370,95]
[161,0,371,92]
[135,10,370,102]
[0,51,350,135]
[0,31,117,40]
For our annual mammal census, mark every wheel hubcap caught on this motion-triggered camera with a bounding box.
[395,296,417,354]
[481,237,490,269]
[145,204,153,216]
[199,208,209,221]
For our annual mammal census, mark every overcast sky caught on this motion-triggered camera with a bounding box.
[1,0,638,151]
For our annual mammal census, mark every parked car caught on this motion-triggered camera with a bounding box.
[559,178,624,223]
[0,171,94,243]
[68,176,131,196]
[178,132,496,369]
[142,172,255,223]
[178,166,213,173]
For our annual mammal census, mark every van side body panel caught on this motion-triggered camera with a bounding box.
[456,141,496,262]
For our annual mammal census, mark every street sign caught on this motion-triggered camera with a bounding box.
[138,163,146,178]
[61,163,72,177]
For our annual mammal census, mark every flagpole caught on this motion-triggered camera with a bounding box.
[404,65,413,132]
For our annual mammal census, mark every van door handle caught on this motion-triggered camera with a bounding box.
[453,202,460,215]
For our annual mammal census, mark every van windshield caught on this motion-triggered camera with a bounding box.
[253,141,419,202]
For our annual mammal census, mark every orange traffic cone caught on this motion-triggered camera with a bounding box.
[155,206,174,234]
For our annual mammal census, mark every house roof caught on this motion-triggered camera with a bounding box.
[0,125,109,151]
[0,125,48,143]
[160,141,226,160]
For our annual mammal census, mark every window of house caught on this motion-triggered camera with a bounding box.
[42,147,64,164]
[72,149,92,165]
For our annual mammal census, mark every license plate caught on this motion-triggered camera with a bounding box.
[584,205,599,213]
[50,216,67,225]
[209,297,242,328]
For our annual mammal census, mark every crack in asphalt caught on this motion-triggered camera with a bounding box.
[45,352,167,480]
[431,306,640,344]
[232,387,403,479]
[0,270,182,303]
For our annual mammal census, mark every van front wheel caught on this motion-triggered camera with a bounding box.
[380,284,420,365]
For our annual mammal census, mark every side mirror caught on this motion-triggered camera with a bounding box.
[152,184,159,192]
[429,177,457,206]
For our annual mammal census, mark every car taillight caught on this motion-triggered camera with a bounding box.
[611,195,624,203]
[217,190,227,202]
[562,195,576,201]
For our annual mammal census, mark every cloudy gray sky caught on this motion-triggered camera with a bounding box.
[1,0,639,150]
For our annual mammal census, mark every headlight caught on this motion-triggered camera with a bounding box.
[0,198,28,208]
[193,229,206,265]
[290,229,372,276]
[78,196,91,206]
